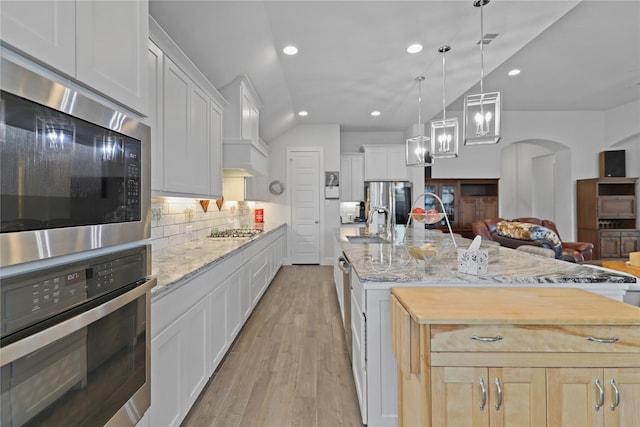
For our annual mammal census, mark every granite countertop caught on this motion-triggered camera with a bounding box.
[152,223,285,297]
[336,226,637,287]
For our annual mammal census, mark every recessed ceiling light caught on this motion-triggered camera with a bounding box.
[406,44,423,54]
[298,110,308,116]
[371,110,381,117]
[508,69,521,76]
[283,45,298,55]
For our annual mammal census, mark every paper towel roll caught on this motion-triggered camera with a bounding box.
[630,251,640,267]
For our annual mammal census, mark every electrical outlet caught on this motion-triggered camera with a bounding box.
[185,225,193,241]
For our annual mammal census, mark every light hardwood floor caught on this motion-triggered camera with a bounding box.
[181,265,364,427]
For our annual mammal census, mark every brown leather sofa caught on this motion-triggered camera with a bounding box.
[472,217,594,262]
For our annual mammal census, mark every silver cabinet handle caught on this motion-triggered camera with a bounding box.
[479,378,487,411]
[495,378,503,411]
[610,379,620,411]
[471,335,503,343]
[587,336,619,344]
[594,378,604,411]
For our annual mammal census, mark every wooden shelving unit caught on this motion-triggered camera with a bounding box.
[577,177,639,260]
[424,178,499,238]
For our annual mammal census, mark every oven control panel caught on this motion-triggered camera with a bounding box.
[1,245,148,341]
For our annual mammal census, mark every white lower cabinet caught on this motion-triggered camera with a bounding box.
[150,318,183,427]
[349,275,401,427]
[226,268,244,341]
[149,228,285,426]
[209,280,228,373]
[184,297,210,409]
[150,271,210,427]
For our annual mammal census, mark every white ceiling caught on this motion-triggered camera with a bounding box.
[149,0,640,143]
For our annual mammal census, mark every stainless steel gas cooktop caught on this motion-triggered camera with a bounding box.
[209,228,263,238]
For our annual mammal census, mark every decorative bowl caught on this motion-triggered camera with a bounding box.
[410,212,445,225]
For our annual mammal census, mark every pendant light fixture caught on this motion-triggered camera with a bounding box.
[430,45,459,158]
[406,76,432,167]
[463,0,502,145]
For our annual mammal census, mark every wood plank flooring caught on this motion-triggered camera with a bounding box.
[181,265,364,427]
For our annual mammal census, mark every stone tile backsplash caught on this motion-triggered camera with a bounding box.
[150,196,255,251]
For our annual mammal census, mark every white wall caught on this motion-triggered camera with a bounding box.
[261,124,341,265]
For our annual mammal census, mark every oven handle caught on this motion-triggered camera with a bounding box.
[0,276,157,364]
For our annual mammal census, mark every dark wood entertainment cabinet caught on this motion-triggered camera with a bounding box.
[423,178,499,238]
[577,177,639,260]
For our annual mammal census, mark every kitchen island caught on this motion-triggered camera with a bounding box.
[390,287,640,426]
[334,226,637,427]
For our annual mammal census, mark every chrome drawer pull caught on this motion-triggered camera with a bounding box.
[610,379,620,411]
[494,378,503,411]
[479,378,487,411]
[587,336,619,344]
[471,335,503,343]
[594,378,604,411]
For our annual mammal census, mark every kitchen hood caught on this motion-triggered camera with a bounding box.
[223,138,269,177]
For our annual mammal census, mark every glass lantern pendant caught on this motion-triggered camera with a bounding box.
[406,76,432,167]
[430,45,459,158]
[463,0,502,145]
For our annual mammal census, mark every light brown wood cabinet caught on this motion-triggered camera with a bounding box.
[390,287,640,427]
[577,177,638,260]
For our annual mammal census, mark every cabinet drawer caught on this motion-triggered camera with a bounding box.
[598,196,636,218]
[431,324,640,353]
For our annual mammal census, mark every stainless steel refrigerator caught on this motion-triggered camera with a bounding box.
[364,181,413,226]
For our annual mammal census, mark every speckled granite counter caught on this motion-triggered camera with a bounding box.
[152,223,285,297]
[336,227,636,296]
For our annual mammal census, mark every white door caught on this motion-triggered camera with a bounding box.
[289,150,321,264]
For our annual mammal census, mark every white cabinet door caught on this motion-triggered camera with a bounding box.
[364,145,408,181]
[162,56,190,194]
[341,154,365,201]
[245,175,269,201]
[226,269,244,341]
[76,0,148,115]
[209,99,224,198]
[366,289,399,427]
[183,296,210,411]
[162,58,210,196]
[188,84,211,196]
[147,41,164,191]
[341,156,353,201]
[351,288,368,425]
[0,0,75,77]
[209,281,228,372]
[150,320,184,427]
[351,154,365,200]
[386,147,408,181]
[241,267,252,321]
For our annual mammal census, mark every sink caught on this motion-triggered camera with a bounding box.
[346,235,388,244]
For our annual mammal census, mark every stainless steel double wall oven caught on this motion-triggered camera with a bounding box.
[0,55,155,427]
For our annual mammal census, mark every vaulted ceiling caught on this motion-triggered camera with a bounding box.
[150,0,640,143]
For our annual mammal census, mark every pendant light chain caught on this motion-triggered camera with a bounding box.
[441,48,447,120]
[479,0,485,94]
[417,76,425,137]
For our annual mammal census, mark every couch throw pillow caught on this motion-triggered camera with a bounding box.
[496,221,562,248]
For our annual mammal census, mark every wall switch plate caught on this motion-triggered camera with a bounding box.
[185,225,193,241]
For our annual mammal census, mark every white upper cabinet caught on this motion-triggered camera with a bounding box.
[219,75,269,176]
[341,154,365,201]
[75,0,148,115]
[363,144,409,181]
[0,0,76,76]
[221,75,263,144]
[149,18,226,199]
[1,0,149,116]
